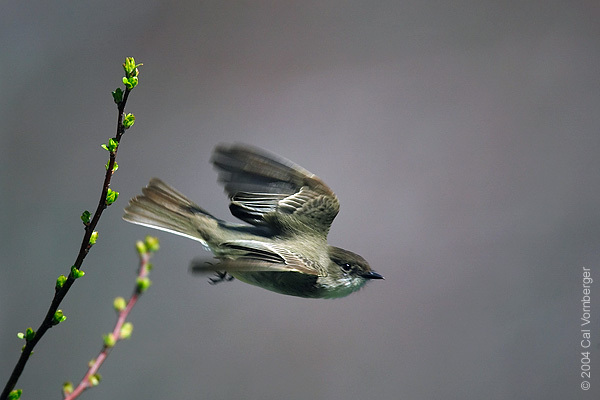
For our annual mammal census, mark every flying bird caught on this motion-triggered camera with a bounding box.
[123,144,383,298]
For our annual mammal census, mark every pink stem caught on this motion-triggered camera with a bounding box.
[64,251,150,399]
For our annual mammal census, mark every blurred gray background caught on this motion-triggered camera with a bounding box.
[1,1,599,399]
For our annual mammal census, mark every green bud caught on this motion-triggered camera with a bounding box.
[123,58,142,78]
[112,162,119,172]
[103,333,117,348]
[120,322,133,339]
[106,188,119,205]
[25,327,35,341]
[16,328,34,341]
[122,76,139,89]
[121,58,142,89]
[144,236,160,252]
[80,210,91,225]
[112,87,124,104]
[56,274,67,290]
[52,310,67,325]
[62,381,74,396]
[122,113,135,129]
[113,296,127,312]
[89,373,102,387]
[89,231,99,245]
[123,57,137,75]
[8,389,22,400]
[101,138,119,153]
[88,358,96,367]
[136,276,152,293]
[71,265,85,279]
[135,240,146,255]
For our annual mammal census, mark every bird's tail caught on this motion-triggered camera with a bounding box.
[123,178,218,245]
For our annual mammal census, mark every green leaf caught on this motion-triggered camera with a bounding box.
[56,274,67,290]
[120,322,133,339]
[8,389,22,400]
[136,276,152,293]
[123,57,142,77]
[17,332,25,339]
[144,236,160,252]
[121,58,142,89]
[62,382,74,396]
[80,210,91,225]
[25,327,35,341]
[123,57,136,75]
[135,240,146,255]
[89,230,99,245]
[122,76,138,90]
[113,296,127,312]
[101,138,119,153]
[112,87,124,104]
[71,265,85,279]
[89,373,102,387]
[106,188,119,205]
[103,333,116,348]
[52,310,67,325]
[122,113,135,129]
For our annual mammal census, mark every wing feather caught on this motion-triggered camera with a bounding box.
[197,239,325,276]
[211,144,340,235]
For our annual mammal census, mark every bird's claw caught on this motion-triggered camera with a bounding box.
[209,271,234,285]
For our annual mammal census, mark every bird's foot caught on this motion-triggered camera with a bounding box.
[209,271,235,285]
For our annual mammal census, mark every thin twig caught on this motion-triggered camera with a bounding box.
[1,59,139,400]
[64,246,154,399]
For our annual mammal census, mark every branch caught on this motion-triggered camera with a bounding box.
[1,57,142,400]
[63,237,159,399]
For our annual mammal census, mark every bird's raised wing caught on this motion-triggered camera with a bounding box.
[211,144,340,236]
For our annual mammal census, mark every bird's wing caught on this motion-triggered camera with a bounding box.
[192,239,326,276]
[211,143,340,236]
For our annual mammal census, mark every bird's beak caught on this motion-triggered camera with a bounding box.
[361,271,385,280]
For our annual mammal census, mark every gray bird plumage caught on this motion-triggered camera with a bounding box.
[123,143,383,298]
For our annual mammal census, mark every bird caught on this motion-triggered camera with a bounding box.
[123,143,383,298]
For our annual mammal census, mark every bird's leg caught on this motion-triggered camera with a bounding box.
[189,259,235,284]
[209,271,235,285]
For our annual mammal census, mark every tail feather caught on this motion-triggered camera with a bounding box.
[123,178,214,244]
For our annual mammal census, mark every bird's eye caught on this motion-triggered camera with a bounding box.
[341,263,352,272]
